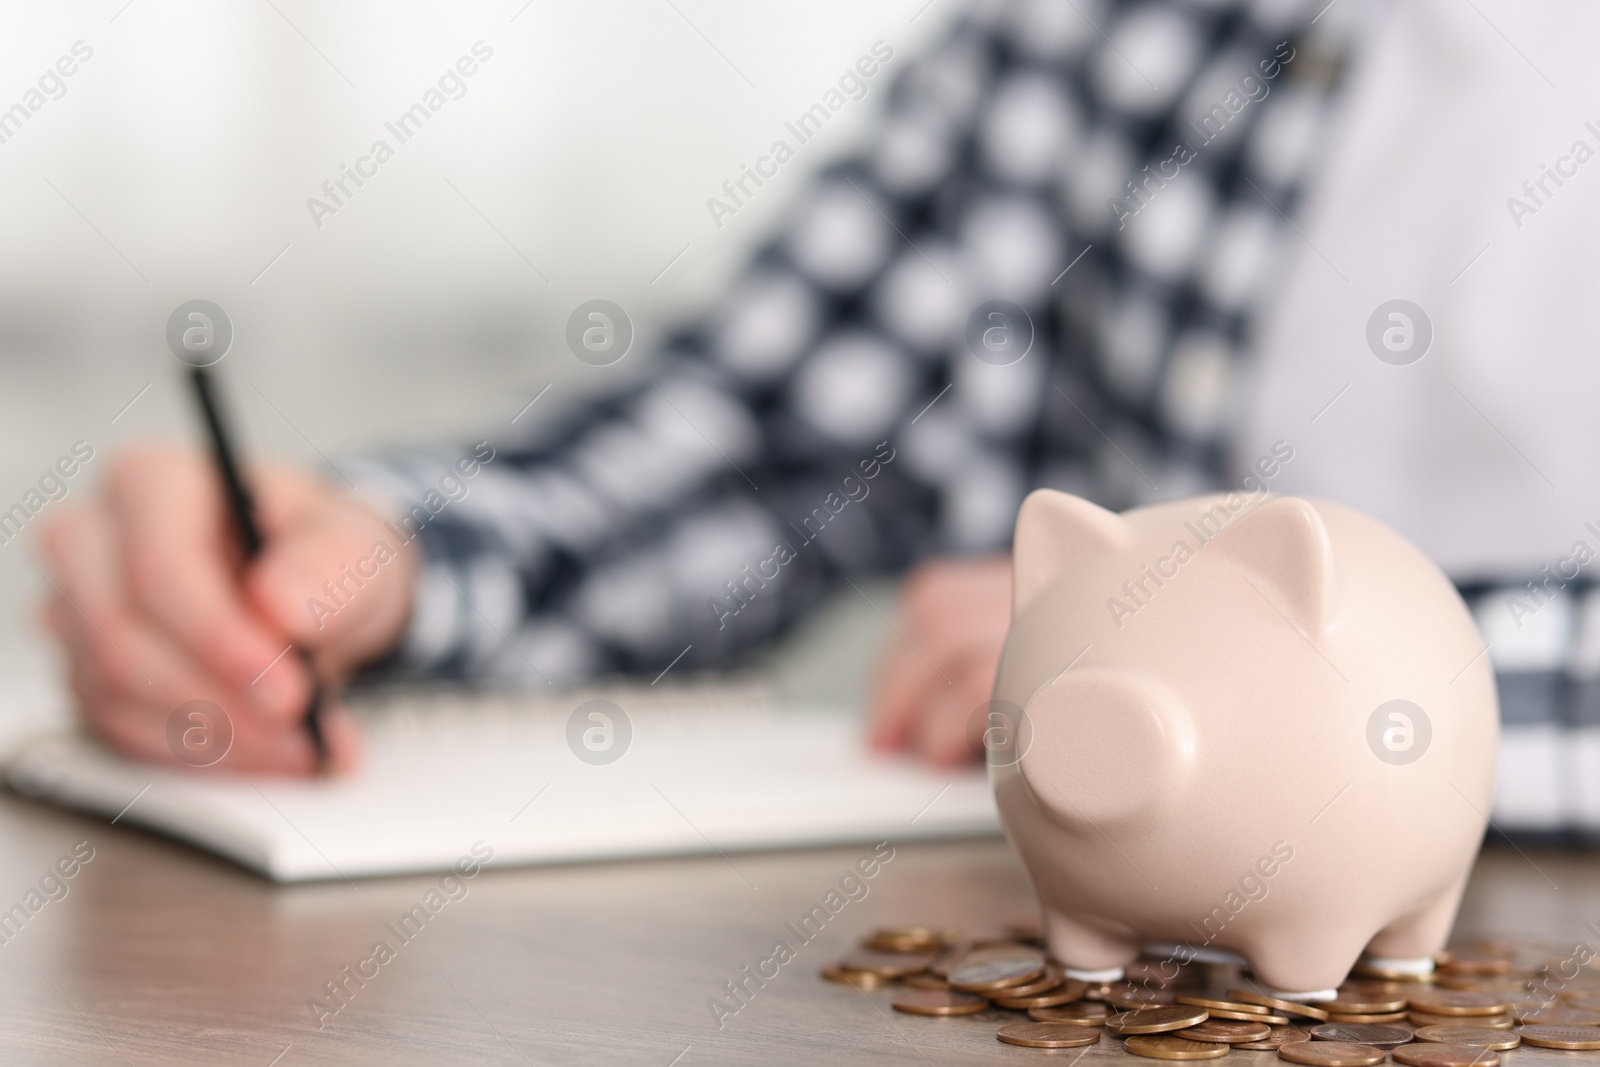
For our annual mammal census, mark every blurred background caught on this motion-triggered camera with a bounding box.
[0,0,959,742]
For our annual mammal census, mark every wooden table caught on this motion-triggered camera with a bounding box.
[0,790,1590,1065]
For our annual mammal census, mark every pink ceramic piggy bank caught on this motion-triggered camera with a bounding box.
[991,490,1498,997]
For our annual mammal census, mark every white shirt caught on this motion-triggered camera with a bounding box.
[1242,0,1600,578]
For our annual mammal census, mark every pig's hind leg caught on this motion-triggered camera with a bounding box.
[1043,908,1140,982]
[1243,924,1370,1000]
[1357,874,1468,980]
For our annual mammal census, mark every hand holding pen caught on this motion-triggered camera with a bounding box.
[34,300,415,774]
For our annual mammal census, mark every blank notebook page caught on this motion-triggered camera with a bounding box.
[6,682,998,882]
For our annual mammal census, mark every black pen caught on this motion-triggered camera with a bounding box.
[187,365,330,769]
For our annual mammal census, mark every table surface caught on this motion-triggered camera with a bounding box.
[0,792,1591,1066]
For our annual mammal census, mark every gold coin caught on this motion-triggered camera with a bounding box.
[1339,981,1414,1002]
[1236,1028,1316,1051]
[946,946,1046,993]
[1478,981,1540,998]
[1309,1023,1412,1048]
[1211,1008,1291,1024]
[1519,1025,1600,1050]
[1328,1010,1409,1024]
[902,972,950,991]
[1508,999,1559,1022]
[1228,990,1332,1022]
[1123,1035,1233,1060]
[1030,1002,1111,1026]
[837,949,935,979]
[1176,1020,1273,1044]
[821,963,892,989]
[1412,1026,1520,1050]
[1411,1012,1513,1030]
[1391,1043,1502,1067]
[992,978,1090,1010]
[1434,975,1531,995]
[1517,1004,1600,1026]
[1408,991,1509,1017]
[864,926,960,953]
[891,990,989,1016]
[998,963,1069,998]
[1109,986,1179,1010]
[1438,948,1514,976]
[1177,995,1271,1014]
[1108,1006,1213,1034]
[1278,1039,1388,1066]
[996,1022,1102,1048]
[901,925,962,945]
[1434,975,1494,991]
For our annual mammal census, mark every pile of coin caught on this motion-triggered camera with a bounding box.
[822,928,1600,1059]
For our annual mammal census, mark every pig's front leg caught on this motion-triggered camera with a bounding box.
[1357,872,1467,980]
[1042,907,1140,981]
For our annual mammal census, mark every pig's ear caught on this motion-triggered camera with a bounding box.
[1012,491,1130,616]
[1205,496,1342,634]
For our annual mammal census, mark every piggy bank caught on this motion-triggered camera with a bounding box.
[991,490,1498,997]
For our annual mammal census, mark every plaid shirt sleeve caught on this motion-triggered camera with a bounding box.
[340,0,1350,689]
[339,0,1600,838]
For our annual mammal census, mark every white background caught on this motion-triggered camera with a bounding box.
[0,0,958,734]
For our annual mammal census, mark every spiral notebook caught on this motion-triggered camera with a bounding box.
[5,682,998,883]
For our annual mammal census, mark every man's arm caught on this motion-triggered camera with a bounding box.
[343,16,1056,689]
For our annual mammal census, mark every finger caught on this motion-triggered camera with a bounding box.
[317,702,365,776]
[44,512,231,710]
[108,445,303,713]
[68,642,362,776]
[868,634,953,752]
[79,688,346,775]
[912,686,979,766]
[246,495,415,672]
[243,461,334,541]
[45,539,320,766]
[215,700,363,776]
[40,596,69,642]
[912,653,995,766]
[56,604,268,763]
[43,518,161,701]
[877,555,1011,759]
[39,476,357,776]
[38,503,123,617]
